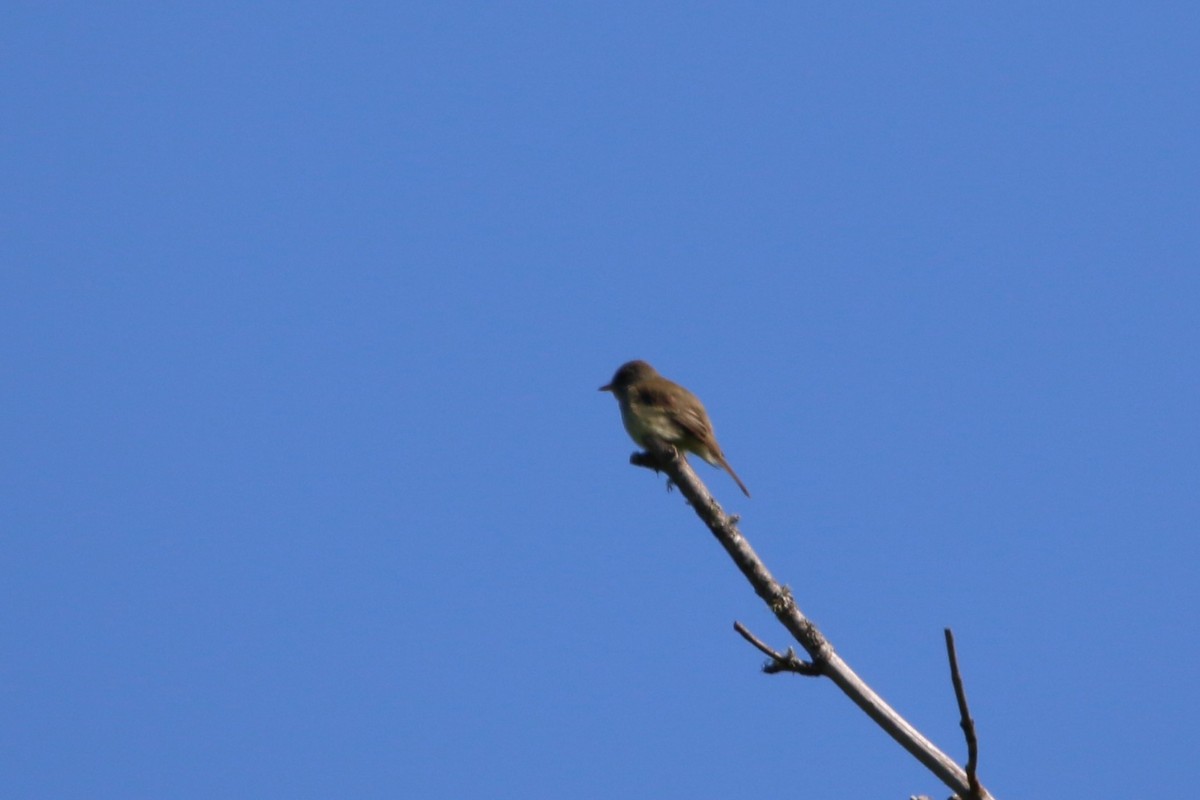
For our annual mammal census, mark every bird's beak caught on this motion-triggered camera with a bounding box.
[599,383,613,392]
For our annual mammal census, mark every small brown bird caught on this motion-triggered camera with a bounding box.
[600,360,750,497]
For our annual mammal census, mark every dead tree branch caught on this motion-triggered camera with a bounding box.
[945,628,982,800]
[628,437,995,800]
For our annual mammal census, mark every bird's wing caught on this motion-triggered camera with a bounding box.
[635,383,714,443]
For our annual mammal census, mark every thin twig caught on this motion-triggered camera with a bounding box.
[733,621,822,675]
[944,628,982,800]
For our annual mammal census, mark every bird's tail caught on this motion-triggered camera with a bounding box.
[719,457,751,498]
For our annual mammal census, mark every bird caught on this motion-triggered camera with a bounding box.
[600,359,750,497]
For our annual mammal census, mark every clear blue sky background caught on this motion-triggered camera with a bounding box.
[4,4,1197,798]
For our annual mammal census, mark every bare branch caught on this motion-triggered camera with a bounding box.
[733,621,822,675]
[944,629,982,800]
[627,436,996,800]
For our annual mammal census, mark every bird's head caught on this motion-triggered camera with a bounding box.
[599,360,659,393]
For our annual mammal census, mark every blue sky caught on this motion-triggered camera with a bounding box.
[4,3,1198,797]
